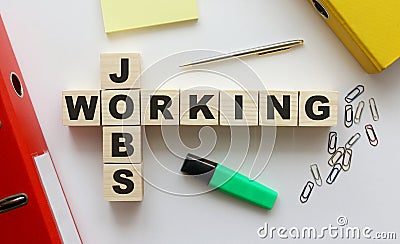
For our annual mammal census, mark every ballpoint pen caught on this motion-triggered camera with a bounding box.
[180,39,304,67]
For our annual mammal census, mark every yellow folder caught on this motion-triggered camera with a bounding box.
[309,0,400,74]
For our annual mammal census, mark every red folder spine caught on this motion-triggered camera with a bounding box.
[0,16,80,243]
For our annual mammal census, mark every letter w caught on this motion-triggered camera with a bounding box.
[65,96,98,120]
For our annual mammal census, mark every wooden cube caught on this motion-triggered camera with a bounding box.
[219,90,258,126]
[180,90,219,125]
[103,126,142,163]
[259,90,298,126]
[62,90,101,126]
[298,91,338,126]
[104,163,143,201]
[102,90,140,126]
[141,90,179,125]
[100,53,141,90]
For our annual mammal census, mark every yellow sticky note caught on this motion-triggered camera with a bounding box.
[100,0,198,33]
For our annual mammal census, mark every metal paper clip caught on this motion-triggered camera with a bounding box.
[0,193,28,214]
[300,181,314,203]
[326,163,342,185]
[327,131,337,154]
[310,164,322,186]
[354,101,365,124]
[328,147,345,166]
[369,98,379,121]
[345,85,365,103]
[344,104,353,128]
[365,124,378,147]
[345,133,361,149]
[341,148,352,172]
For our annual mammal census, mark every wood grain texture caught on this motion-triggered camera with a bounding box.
[141,90,179,125]
[100,53,141,90]
[62,90,101,126]
[259,90,298,126]
[219,90,258,126]
[180,90,219,125]
[298,91,338,126]
[103,126,142,163]
[101,89,140,126]
[104,163,143,201]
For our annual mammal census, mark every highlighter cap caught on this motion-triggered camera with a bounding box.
[181,153,217,175]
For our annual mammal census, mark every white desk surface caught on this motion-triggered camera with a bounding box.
[1,0,399,243]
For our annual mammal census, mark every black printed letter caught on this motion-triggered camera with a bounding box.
[109,58,129,83]
[65,96,98,120]
[109,94,134,119]
[235,95,243,120]
[189,95,214,119]
[267,95,290,120]
[112,133,134,157]
[150,95,173,120]
[112,169,134,194]
[305,95,330,120]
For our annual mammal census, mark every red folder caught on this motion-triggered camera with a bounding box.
[0,16,81,243]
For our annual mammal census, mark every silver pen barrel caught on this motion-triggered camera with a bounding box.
[180,39,303,67]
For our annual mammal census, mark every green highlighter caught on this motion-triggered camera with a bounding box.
[181,154,278,210]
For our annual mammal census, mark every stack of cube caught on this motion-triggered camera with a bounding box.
[62,53,339,201]
[63,53,143,201]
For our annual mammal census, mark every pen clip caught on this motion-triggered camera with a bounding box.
[257,47,292,56]
[0,193,28,214]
